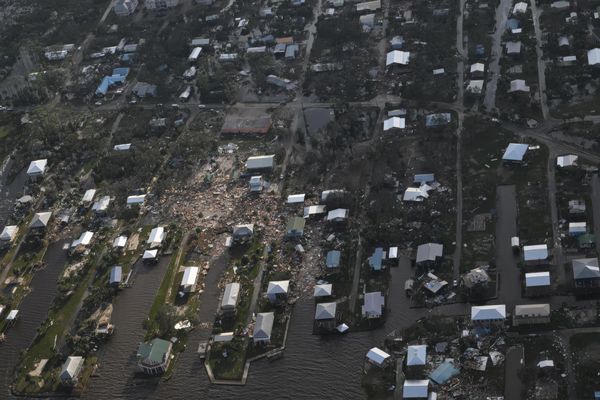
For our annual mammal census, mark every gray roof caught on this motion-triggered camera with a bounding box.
[369,247,384,270]
[416,243,443,263]
[407,345,427,366]
[572,258,600,280]
[503,143,529,161]
[514,303,550,317]
[109,266,122,285]
[60,356,84,382]
[245,155,275,170]
[221,282,240,309]
[314,302,336,320]
[30,212,52,228]
[254,312,274,341]
[326,250,341,268]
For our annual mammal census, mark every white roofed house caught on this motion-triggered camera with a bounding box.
[113,235,128,250]
[147,227,165,248]
[142,249,158,263]
[403,379,429,398]
[523,244,549,266]
[245,155,275,172]
[249,175,264,193]
[109,266,122,286]
[127,194,146,206]
[30,211,52,231]
[314,302,337,332]
[471,304,506,326]
[221,282,240,314]
[415,243,443,267]
[92,196,111,214]
[27,159,47,178]
[113,143,132,151]
[383,117,406,131]
[314,283,333,298]
[505,41,522,55]
[114,0,138,16]
[253,312,274,344]
[513,1,528,14]
[0,226,18,243]
[366,347,391,367]
[267,280,290,304]
[327,208,349,223]
[525,271,551,296]
[386,50,410,67]
[403,186,430,202]
[568,222,586,236]
[406,345,427,366]
[81,189,97,205]
[59,356,85,386]
[502,143,529,163]
[287,193,305,204]
[466,80,484,95]
[71,231,94,251]
[470,62,485,77]
[588,48,600,66]
[180,266,199,293]
[556,154,578,168]
[362,291,385,319]
[508,79,530,93]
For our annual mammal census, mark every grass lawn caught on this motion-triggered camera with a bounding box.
[208,337,248,381]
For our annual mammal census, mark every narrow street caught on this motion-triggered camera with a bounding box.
[483,0,513,112]
[530,0,549,120]
[592,175,600,250]
[546,149,566,285]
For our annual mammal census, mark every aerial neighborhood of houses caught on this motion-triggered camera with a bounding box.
[2,0,600,398]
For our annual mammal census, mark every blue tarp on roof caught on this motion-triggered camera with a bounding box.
[326,250,341,268]
[95,67,130,95]
[369,248,384,271]
[429,361,460,384]
[506,18,520,30]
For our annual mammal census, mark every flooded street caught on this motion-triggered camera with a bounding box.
[0,240,69,397]
[0,166,27,226]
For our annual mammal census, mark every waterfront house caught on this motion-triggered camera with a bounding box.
[0,226,18,242]
[502,143,529,163]
[253,312,274,344]
[30,211,52,231]
[180,266,199,293]
[523,244,549,266]
[314,283,333,298]
[415,243,443,267]
[572,257,600,292]
[403,380,429,398]
[27,159,47,178]
[326,250,341,270]
[471,305,506,326]
[109,266,122,287]
[286,216,306,238]
[147,227,165,248]
[362,291,385,319]
[267,280,290,304]
[137,338,172,375]
[142,249,158,263]
[513,304,550,326]
[314,302,337,332]
[59,356,84,386]
[406,345,427,366]
[221,282,240,314]
[366,347,391,367]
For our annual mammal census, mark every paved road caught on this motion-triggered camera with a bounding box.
[546,148,566,285]
[496,185,523,309]
[592,175,600,250]
[483,0,513,113]
[530,0,549,120]
[453,0,466,279]
[504,345,524,400]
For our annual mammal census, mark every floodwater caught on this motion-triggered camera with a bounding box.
[81,255,465,400]
[303,108,334,136]
[0,165,27,226]
[0,240,69,396]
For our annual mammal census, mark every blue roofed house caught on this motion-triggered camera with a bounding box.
[429,360,460,384]
[502,143,529,163]
[96,68,130,96]
[109,266,122,286]
[368,247,384,271]
[326,250,341,270]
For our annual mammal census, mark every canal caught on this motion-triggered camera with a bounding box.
[0,240,69,397]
